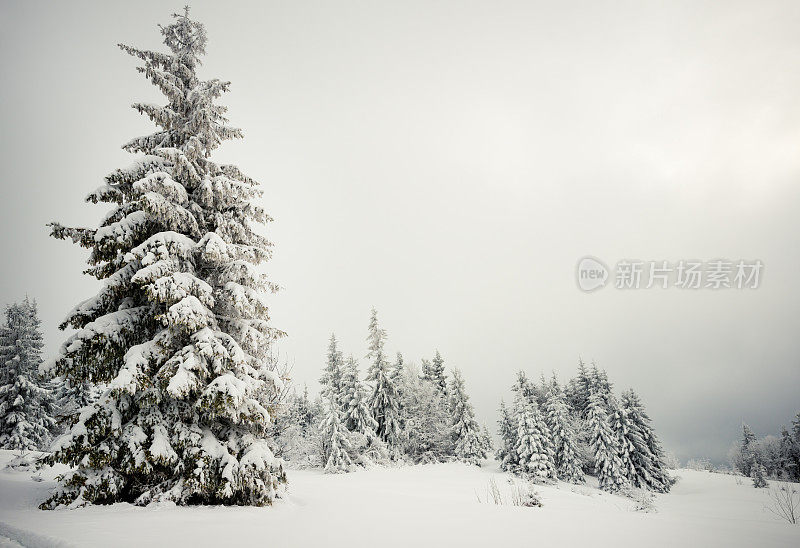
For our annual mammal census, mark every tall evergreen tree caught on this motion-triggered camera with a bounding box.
[586,391,627,492]
[620,390,671,492]
[544,381,584,483]
[0,298,56,451]
[496,399,518,472]
[320,334,344,409]
[42,9,285,508]
[514,393,556,480]
[448,369,485,465]
[365,309,401,448]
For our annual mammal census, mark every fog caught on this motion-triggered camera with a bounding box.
[2,0,799,462]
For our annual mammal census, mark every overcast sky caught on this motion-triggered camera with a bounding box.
[2,0,799,463]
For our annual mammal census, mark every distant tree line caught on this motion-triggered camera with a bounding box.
[732,416,800,488]
[270,308,492,472]
[496,360,673,493]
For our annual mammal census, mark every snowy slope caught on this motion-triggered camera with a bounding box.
[0,450,797,547]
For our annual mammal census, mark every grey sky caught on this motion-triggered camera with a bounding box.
[1,0,799,463]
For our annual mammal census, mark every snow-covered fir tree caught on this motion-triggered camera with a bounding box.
[514,393,556,481]
[740,423,758,476]
[42,9,285,508]
[320,396,353,473]
[590,363,613,407]
[0,298,57,451]
[270,388,322,468]
[790,419,800,481]
[532,373,549,408]
[296,385,319,432]
[610,399,638,483]
[512,370,537,406]
[496,399,519,472]
[779,416,800,482]
[448,369,485,465]
[726,411,800,483]
[320,334,344,409]
[420,358,432,382]
[500,366,669,491]
[565,358,592,415]
[365,309,401,449]
[395,363,452,463]
[586,391,627,492]
[751,461,768,488]
[543,381,584,483]
[391,352,407,433]
[422,350,447,394]
[620,390,672,492]
[479,422,493,457]
[341,356,377,436]
[52,379,102,429]
[391,352,404,383]
[778,426,799,481]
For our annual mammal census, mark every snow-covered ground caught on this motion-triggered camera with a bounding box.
[0,450,797,547]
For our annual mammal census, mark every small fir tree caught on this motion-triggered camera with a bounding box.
[750,461,768,488]
[391,352,404,383]
[514,394,556,481]
[479,423,494,457]
[0,298,56,451]
[320,396,353,473]
[496,399,519,472]
[320,334,344,409]
[512,371,536,403]
[448,369,485,465]
[422,350,447,394]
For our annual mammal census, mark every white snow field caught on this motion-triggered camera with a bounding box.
[0,451,797,548]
